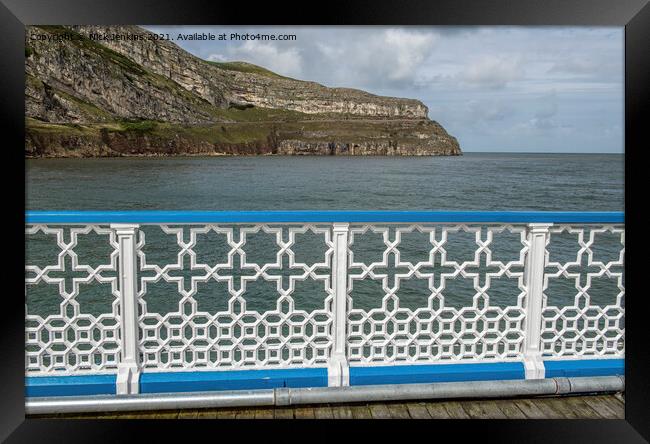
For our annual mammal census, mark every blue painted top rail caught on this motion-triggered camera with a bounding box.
[26,211,624,224]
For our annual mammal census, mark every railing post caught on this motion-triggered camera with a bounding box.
[522,223,552,379]
[329,223,350,387]
[112,223,141,394]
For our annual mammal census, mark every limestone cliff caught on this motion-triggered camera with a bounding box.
[25,25,462,157]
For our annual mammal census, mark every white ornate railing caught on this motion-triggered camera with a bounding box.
[25,211,624,397]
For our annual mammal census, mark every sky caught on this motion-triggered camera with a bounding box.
[144,26,624,153]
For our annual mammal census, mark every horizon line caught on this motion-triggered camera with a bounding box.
[461,150,623,154]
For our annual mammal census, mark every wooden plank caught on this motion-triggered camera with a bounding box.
[152,410,180,419]
[350,404,373,419]
[214,408,237,419]
[98,413,122,419]
[330,404,354,419]
[114,410,159,419]
[369,403,392,419]
[615,392,625,404]
[442,401,471,419]
[405,402,432,419]
[424,402,452,419]
[313,405,334,419]
[581,396,621,419]
[460,400,508,419]
[512,399,549,419]
[294,406,316,419]
[87,413,118,420]
[598,395,625,418]
[536,397,580,419]
[386,403,411,419]
[177,409,199,419]
[254,408,275,419]
[273,407,295,419]
[196,409,218,419]
[526,398,569,419]
[562,396,603,419]
[234,408,256,419]
[491,399,527,419]
[609,394,625,408]
[60,411,115,419]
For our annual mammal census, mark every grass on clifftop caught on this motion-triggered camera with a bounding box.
[206,61,293,80]
[26,115,422,148]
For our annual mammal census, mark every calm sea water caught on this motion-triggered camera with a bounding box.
[26,153,624,211]
[25,153,624,324]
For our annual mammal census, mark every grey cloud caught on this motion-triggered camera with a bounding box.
[457,55,525,89]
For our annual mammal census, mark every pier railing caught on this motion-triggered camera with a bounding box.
[25,211,625,398]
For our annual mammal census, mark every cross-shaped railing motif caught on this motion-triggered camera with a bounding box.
[25,211,625,394]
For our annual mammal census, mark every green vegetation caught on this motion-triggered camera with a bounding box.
[206,60,292,80]
[26,115,413,148]
[53,87,114,121]
[25,118,102,136]
[25,73,43,89]
[35,26,146,76]
[25,46,34,58]
[118,120,158,133]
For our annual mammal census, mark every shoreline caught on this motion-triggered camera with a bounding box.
[25,152,464,159]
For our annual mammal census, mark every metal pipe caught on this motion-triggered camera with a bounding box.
[25,376,624,415]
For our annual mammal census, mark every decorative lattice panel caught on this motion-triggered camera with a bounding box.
[541,224,625,357]
[136,224,334,370]
[25,225,121,374]
[346,224,529,364]
[25,220,626,378]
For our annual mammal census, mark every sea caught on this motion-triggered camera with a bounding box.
[26,153,623,211]
[25,153,624,320]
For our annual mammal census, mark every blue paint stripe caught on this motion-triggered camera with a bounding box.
[544,359,624,378]
[349,362,525,386]
[139,367,328,393]
[25,374,116,397]
[25,210,624,225]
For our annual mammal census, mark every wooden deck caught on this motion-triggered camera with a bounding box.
[29,393,624,419]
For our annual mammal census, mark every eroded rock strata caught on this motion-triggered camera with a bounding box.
[25,25,462,157]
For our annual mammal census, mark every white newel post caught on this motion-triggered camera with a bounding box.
[522,223,552,379]
[112,224,142,394]
[329,223,350,387]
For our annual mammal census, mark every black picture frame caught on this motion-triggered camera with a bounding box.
[1,0,648,441]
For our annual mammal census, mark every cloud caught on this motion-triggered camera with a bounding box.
[206,54,227,62]
[529,117,557,130]
[383,29,438,81]
[546,57,622,82]
[469,100,514,122]
[208,41,304,78]
[534,103,558,120]
[459,55,525,89]
[311,28,437,89]
[548,58,601,75]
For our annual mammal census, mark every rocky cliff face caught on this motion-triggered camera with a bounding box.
[25,25,461,157]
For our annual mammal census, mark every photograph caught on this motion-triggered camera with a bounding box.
[1,2,642,433]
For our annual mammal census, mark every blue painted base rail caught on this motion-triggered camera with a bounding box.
[140,368,328,393]
[26,210,624,224]
[26,374,117,397]
[543,359,625,378]
[25,359,624,397]
[349,362,524,386]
